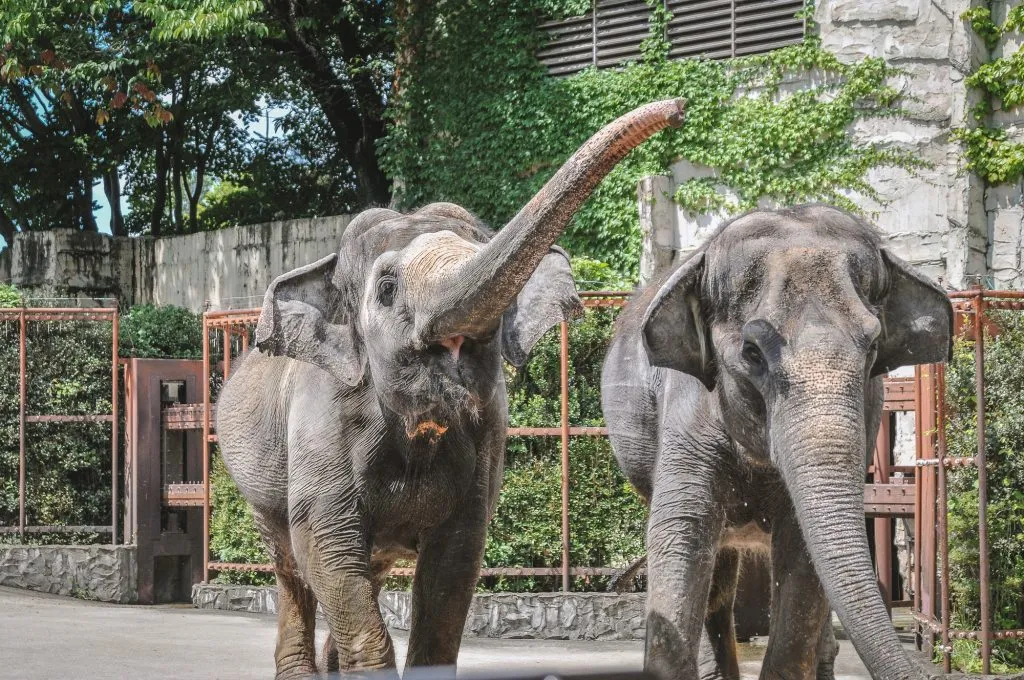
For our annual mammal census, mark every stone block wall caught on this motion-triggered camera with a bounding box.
[193,584,647,641]
[640,0,995,290]
[0,545,137,603]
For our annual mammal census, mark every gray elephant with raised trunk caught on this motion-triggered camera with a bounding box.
[602,204,951,680]
[215,99,685,679]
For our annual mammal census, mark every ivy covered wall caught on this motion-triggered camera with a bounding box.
[381,1,923,279]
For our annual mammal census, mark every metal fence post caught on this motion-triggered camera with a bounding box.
[202,313,211,583]
[560,320,571,593]
[18,306,26,542]
[112,308,120,545]
[973,288,991,673]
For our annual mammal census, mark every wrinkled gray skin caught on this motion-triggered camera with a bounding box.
[602,205,952,680]
[216,99,685,679]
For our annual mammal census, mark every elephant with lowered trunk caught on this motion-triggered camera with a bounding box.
[602,204,952,680]
[215,99,685,679]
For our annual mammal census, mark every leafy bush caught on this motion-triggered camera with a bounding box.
[119,305,203,359]
[0,292,114,543]
[944,310,1024,673]
[210,454,272,585]
[0,284,21,307]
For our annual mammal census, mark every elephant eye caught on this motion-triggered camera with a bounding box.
[376,276,397,307]
[741,341,765,372]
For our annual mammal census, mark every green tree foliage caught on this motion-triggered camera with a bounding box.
[0,0,393,242]
[381,1,918,276]
[943,312,1024,673]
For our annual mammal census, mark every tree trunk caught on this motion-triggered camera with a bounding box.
[103,170,125,236]
[265,0,391,207]
[151,137,169,238]
[0,205,16,246]
[171,152,184,233]
[77,172,98,232]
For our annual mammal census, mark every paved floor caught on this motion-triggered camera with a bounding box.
[0,587,873,679]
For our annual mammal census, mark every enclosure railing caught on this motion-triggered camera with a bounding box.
[912,287,1024,674]
[0,301,120,543]
[183,290,927,599]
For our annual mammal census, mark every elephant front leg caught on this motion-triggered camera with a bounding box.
[645,468,727,680]
[759,509,831,680]
[291,510,397,678]
[406,512,488,671]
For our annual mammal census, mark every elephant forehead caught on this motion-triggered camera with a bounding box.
[400,230,480,289]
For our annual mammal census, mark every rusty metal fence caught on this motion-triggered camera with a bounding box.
[912,288,1024,674]
[0,302,120,542]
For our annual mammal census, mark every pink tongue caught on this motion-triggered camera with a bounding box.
[441,335,465,360]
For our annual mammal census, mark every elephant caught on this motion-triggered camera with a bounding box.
[601,204,952,680]
[215,98,685,679]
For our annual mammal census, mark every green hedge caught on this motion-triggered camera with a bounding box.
[944,311,1024,673]
[0,295,203,544]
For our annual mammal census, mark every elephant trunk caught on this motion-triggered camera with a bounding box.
[772,370,924,680]
[423,98,685,340]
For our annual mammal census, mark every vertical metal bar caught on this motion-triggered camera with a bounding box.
[973,288,991,674]
[111,309,120,545]
[223,328,232,381]
[913,365,923,646]
[591,0,597,67]
[202,315,211,583]
[18,306,26,542]
[936,362,951,673]
[560,320,571,593]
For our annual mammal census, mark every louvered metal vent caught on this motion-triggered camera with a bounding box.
[538,0,805,76]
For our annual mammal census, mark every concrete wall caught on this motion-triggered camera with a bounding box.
[640,0,998,289]
[0,545,137,604]
[0,215,351,312]
[151,215,351,311]
[193,584,647,641]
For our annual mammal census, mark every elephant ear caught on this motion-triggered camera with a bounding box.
[873,248,953,375]
[641,252,715,389]
[501,247,583,368]
[254,253,365,386]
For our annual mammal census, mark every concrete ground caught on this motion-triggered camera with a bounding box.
[0,586,873,679]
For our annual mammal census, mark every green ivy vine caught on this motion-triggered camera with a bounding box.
[955,5,1024,185]
[382,0,920,276]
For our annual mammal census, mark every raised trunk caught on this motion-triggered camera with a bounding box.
[425,98,685,340]
[773,385,923,680]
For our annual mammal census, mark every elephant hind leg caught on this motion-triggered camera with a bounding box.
[699,548,741,680]
[253,510,319,680]
[815,615,840,680]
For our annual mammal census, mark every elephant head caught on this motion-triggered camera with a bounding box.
[641,204,952,680]
[254,99,684,430]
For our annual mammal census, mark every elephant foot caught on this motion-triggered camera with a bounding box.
[275,665,319,680]
[816,661,836,680]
